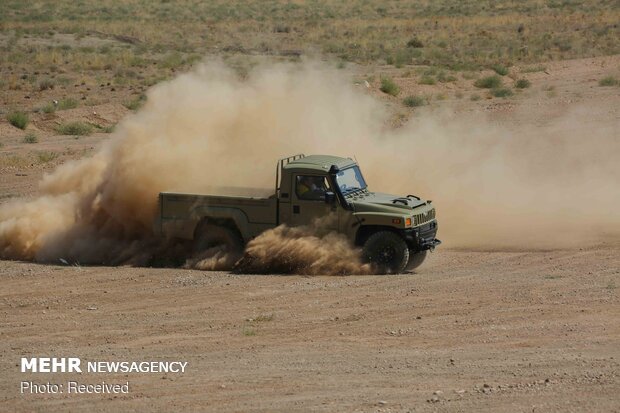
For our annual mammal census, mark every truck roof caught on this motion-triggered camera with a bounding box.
[283,154,357,172]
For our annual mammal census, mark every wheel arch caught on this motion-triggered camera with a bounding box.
[190,206,251,243]
[355,225,403,246]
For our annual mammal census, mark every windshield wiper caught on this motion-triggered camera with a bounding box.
[343,187,364,196]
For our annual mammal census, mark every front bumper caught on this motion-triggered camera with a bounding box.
[402,220,441,251]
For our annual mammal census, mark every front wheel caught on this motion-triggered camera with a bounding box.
[405,250,427,271]
[362,231,409,274]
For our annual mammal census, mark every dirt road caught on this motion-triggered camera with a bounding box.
[1,244,619,412]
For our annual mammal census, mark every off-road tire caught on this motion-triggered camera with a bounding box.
[362,231,409,274]
[194,223,244,258]
[405,250,427,271]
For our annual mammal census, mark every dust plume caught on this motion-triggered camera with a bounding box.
[0,59,618,272]
[0,59,384,268]
[234,215,372,275]
[368,104,620,249]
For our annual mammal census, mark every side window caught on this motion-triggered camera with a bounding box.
[295,175,330,201]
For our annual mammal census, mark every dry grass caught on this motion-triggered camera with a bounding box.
[0,0,618,112]
[56,121,93,136]
[0,151,59,168]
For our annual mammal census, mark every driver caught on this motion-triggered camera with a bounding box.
[298,176,327,200]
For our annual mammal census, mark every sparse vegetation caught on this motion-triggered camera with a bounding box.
[0,0,618,136]
[437,71,457,83]
[242,327,256,336]
[380,77,400,96]
[7,111,29,130]
[124,94,147,111]
[406,37,424,48]
[515,79,531,89]
[23,132,38,144]
[522,65,547,73]
[1,0,615,72]
[492,65,509,76]
[491,87,513,98]
[56,121,93,136]
[38,78,55,91]
[403,95,427,107]
[36,151,59,163]
[253,314,274,322]
[474,75,503,89]
[42,102,56,114]
[58,98,78,110]
[0,154,30,169]
[599,76,618,86]
[418,76,436,85]
[544,84,558,97]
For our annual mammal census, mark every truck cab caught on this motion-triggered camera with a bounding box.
[278,155,440,272]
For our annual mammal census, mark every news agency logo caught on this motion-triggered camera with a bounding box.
[20,358,188,373]
[19,358,189,395]
[21,357,82,373]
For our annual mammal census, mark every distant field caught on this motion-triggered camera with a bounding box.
[0,0,618,113]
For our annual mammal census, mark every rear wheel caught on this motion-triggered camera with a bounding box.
[405,250,427,271]
[362,231,409,274]
[193,223,244,268]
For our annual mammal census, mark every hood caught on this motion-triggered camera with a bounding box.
[346,191,429,214]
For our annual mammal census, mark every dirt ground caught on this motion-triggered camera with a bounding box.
[2,244,619,412]
[1,56,619,412]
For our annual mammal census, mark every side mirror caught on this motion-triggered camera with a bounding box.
[324,191,336,204]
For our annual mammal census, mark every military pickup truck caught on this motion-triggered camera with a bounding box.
[154,154,440,273]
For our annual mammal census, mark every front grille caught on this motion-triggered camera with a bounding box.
[418,221,437,241]
[413,208,435,226]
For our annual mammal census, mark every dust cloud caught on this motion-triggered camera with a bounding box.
[0,59,618,271]
[235,215,373,275]
[366,104,620,249]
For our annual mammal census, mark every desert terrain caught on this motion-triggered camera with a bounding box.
[1,1,620,411]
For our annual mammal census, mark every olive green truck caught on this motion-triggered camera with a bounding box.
[154,154,440,273]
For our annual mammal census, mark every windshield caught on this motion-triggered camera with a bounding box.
[335,166,367,195]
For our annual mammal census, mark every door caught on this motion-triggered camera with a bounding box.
[290,174,338,229]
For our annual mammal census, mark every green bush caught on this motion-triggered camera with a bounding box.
[474,75,502,89]
[58,98,78,110]
[38,78,55,91]
[42,102,56,113]
[406,37,424,48]
[7,111,29,129]
[380,77,400,96]
[418,75,436,85]
[491,64,509,76]
[56,121,93,136]
[23,132,38,143]
[515,79,531,89]
[403,95,427,107]
[491,87,513,98]
[598,76,618,86]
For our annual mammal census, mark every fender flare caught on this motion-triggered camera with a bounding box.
[190,206,251,242]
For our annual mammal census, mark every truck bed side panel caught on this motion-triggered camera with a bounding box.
[158,193,277,241]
